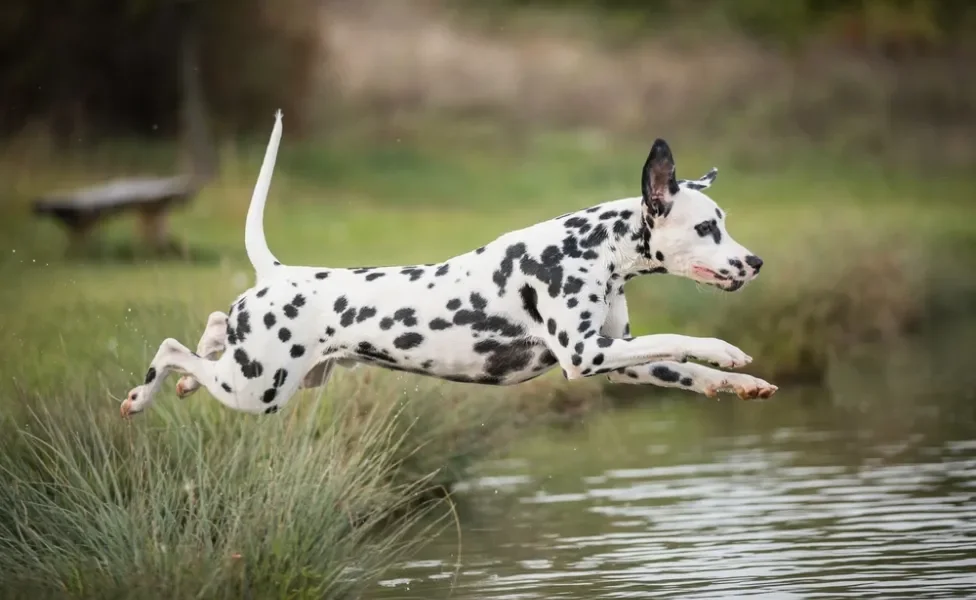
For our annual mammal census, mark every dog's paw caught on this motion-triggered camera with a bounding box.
[688,338,752,369]
[175,376,199,399]
[702,373,777,400]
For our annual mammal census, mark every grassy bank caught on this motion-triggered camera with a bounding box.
[2,120,975,594]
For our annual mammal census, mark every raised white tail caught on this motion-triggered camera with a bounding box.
[245,109,284,279]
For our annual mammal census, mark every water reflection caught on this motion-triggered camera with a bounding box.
[373,386,976,599]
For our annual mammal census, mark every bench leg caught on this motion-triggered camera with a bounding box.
[137,207,185,257]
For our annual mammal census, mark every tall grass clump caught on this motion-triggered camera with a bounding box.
[0,377,496,599]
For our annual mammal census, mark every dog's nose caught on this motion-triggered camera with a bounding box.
[744,255,763,272]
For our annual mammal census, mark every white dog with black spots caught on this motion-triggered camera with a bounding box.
[122,111,777,418]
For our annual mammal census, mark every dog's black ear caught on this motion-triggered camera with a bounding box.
[641,138,680,218]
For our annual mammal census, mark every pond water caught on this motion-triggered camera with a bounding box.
[371,382,976,599]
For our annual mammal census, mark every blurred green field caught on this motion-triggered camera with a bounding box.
[1,123,975,596]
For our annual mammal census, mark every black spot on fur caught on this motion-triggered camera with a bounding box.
[578,320,591,333]
[221,382,232,393]
[470,292,488,310]
[394,308,418,327]
[429,317,453,330]
[356,306,377,323]
[283,305,298,319]
[571,355,582,366]
[278,328,292,342]
[580,224,608,248]
[589,294,600,303]
[694,219,722,244]
[592,353,605,366]
[681,377,694,386]
[265,405,279,414]
[144,367,156,384]
[256,287,269,297]
[356,342,396,363]
[273,368,288,388]
[340,309,356,327]
[365,272,385,282]
[380,317,395,330]
[574,342,584,354]
[519,285,543,324]
[400,267,425,281]
[492,242,527,296]
[656,250,665,261]
[558,331,569,347]
[263,312,276,329]
[233,348,264,379]
[453,309,524,337]
[564,217,588,229]
[599,210,618,220]
[519,245,564,298]
[290,345,305,358]
[393,332,424,350]
[475,246,486,254]
[315,271,330,279]
[334,296,348,313]
[567,298,579,309]
[546,318,557,335]
[563,276,584,296]
[262,388,277,403]
[652,365,681,383]
[446,298,462,311]
[597,337,613,348]
[435,264,450,277]
[325,326,336,336]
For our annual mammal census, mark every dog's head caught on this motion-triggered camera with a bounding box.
[639,139,762,292]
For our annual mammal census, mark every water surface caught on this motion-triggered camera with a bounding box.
[372,383,976,599]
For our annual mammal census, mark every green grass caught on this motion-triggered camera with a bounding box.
[1,120,975,595]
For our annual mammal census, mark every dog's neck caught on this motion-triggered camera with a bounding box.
[600,197,663,280]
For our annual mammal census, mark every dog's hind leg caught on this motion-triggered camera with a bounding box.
[175,311,228,399]
[606,361,777,400]
[122,338,224,417]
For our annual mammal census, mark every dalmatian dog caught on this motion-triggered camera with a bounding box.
[121,110,777,418]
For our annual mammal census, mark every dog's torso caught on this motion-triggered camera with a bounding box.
[222,198,649,399]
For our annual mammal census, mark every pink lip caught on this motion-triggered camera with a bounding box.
[692,265,723,280]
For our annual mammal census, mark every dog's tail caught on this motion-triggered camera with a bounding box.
[245,109,284,279]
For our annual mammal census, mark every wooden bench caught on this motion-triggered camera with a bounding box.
[32,175,202,255]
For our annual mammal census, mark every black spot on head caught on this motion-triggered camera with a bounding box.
[574,342,584,354]
[592,353,604,366]
[519,285,543,324]
[655,250,665,261]
[334,296,348,313]
[716,208,723,219]
[263,312,276,329]
[394,332,424,350]
[144,367,156,384]
[729,258,744,269]
[596,336,613,348]
[256,287,269,297]
[626,369,639,379]
[681,377,694,387]
[365,272,385,282]
[652,365,681,383]
[571,354,582,366]
[290,345,305,358]
[589,294,600,303]
[278,328,292,342]
[694,219,722,244]
[429,317,453,330]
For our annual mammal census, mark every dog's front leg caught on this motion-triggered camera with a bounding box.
[550,330,751,380]
[607,361,776,399]
[122,338,218,417]
[176,311,228,399]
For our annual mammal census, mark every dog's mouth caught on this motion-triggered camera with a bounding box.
[692,265,745,292]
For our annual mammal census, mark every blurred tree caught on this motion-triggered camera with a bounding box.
[0,0,325,142]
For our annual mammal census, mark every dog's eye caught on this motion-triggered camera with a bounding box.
[694,219,717,236]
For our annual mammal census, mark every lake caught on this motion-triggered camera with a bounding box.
[371,372,976,599]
